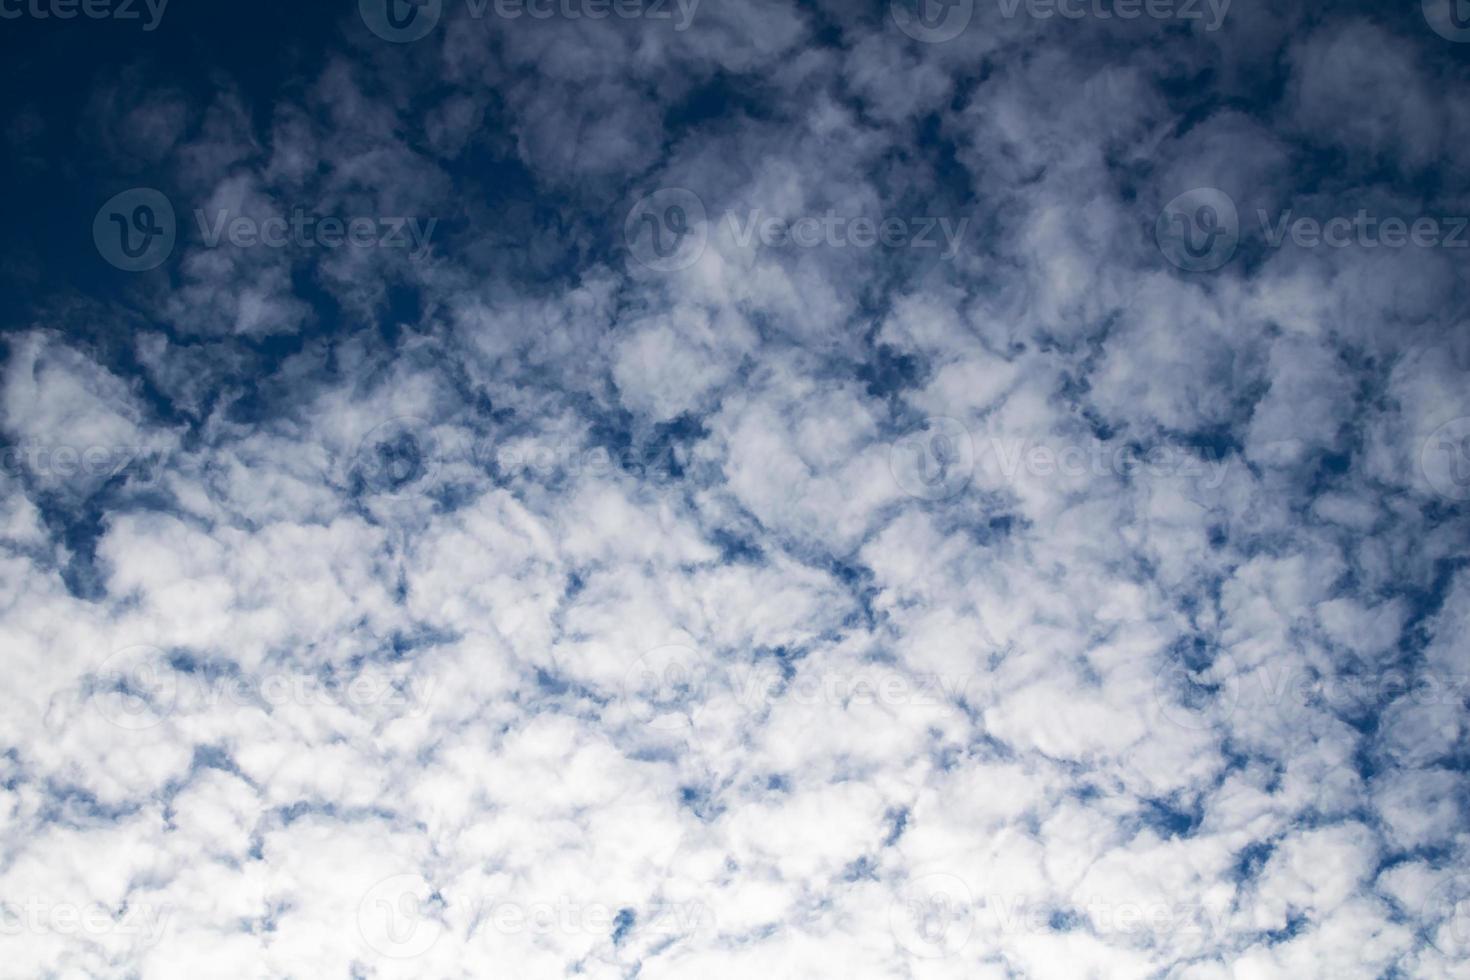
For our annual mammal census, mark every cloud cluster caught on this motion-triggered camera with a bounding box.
[1,0,1468,976]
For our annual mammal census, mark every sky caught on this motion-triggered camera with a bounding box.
[1,0,1469,977]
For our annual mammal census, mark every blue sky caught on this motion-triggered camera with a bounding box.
[1,0,1469,976]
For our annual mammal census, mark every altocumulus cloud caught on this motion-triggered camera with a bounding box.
[0,0,1468,976]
